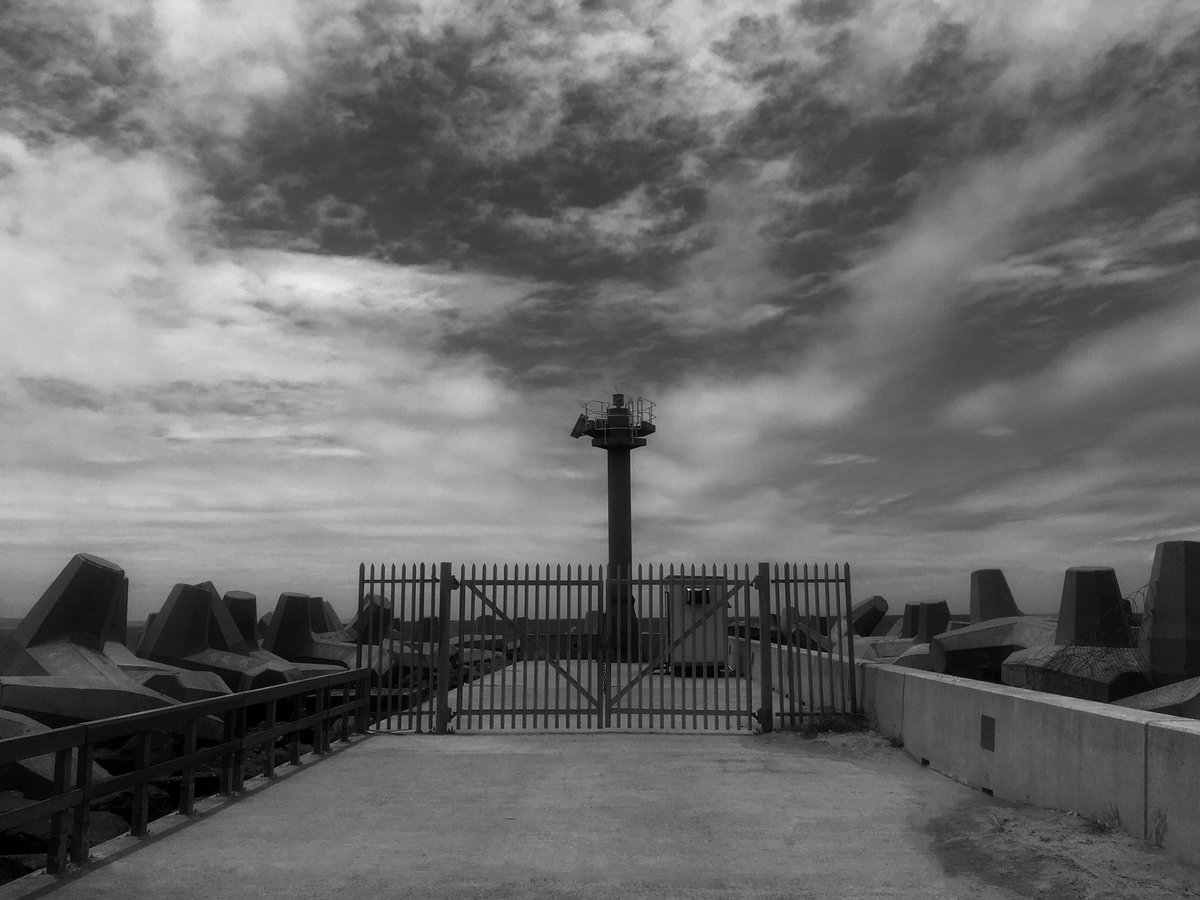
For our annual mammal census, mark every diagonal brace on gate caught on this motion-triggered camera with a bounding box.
[461,581,604,708]
[607,580,746,707]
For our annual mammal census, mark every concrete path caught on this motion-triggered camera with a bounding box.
[5,731,1023,900]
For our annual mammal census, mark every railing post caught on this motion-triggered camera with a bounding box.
[178,718,198,813]
[130,731,151,835]
[262,701,277,779]
[314,682,328,753]
[435,562,456,734]
[45,747,72,873]
[356,671,370,735]
[71,740,94,864]
[756,562,774,733]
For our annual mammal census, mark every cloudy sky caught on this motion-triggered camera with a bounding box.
[2,0,1199,619]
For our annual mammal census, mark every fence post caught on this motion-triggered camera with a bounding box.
[435,562,455,733]
[756,562,774,733]
[843,563,858,715]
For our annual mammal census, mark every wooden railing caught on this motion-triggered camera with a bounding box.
[0,668,371,875]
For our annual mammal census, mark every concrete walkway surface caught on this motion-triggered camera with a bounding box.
[4,731,1037,899]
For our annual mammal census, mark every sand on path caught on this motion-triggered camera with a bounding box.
[3,730,1198,900]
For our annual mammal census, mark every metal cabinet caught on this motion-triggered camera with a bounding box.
[663,576,729,670]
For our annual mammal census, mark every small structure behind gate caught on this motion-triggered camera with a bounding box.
[355,561,856,732]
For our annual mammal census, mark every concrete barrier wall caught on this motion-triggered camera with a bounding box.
[1146,718,1200,866]
[861,662,1200,866]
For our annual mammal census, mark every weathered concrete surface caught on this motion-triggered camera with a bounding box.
[930,616,1058,679]
[1114,675,1200,718]
[2,733,1045,900]
[1001,645,1152,702]
[1145,541,1200,685]
[900,601,950,642]
[138,583,327,691]
[1056,566,1131,647]
[970,569,1023,623]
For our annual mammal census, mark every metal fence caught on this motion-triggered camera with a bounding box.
[357,561,856,733]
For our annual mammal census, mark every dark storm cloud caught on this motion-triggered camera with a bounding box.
[212,20,713,284]
[19,377,106,411]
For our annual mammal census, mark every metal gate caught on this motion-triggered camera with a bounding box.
[355,561,856,732]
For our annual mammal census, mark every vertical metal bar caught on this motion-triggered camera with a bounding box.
[773,565,787,729]
[356,563,366,670]
[45,747,71,873]
[601,567,611,729]
[586,565,596,728]
[386,563,396,728]
[635,562,643,730]
[656,564,665,730]
[538,563,549,730]
[435,562,455,733]
[555,564,563,729]
[720,564,730,731]
[459,565,471,731]
[742,565,753,729]
[566,565,574,729]
[821,563,833,712]
[844,563,857,714]
[672,564,681,734]
[499,565,509,730]
[756,562,774,733]
[400,564,410,730]
[782,564,797,723]
[832,562,847,713]
[804,564,818,714]
[70,740,93,865]
[699,564,710,731]
[131,730,152,834]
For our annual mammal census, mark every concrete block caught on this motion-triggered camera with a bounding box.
[222,590,259,647]
[931,616,1057,678]
[900,601,950,642]
[850,595,888,637]
[1146,541,1200,685]
[1146,718,1200,864]
[893,643,932,670]
[1001,645,1152,702]
[869,637,916,659]
[14,553,125,651]
[1114,675,1200,719]
[0,634,47,676]
[970,569,1022,622]
[1056,567,1131,647]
